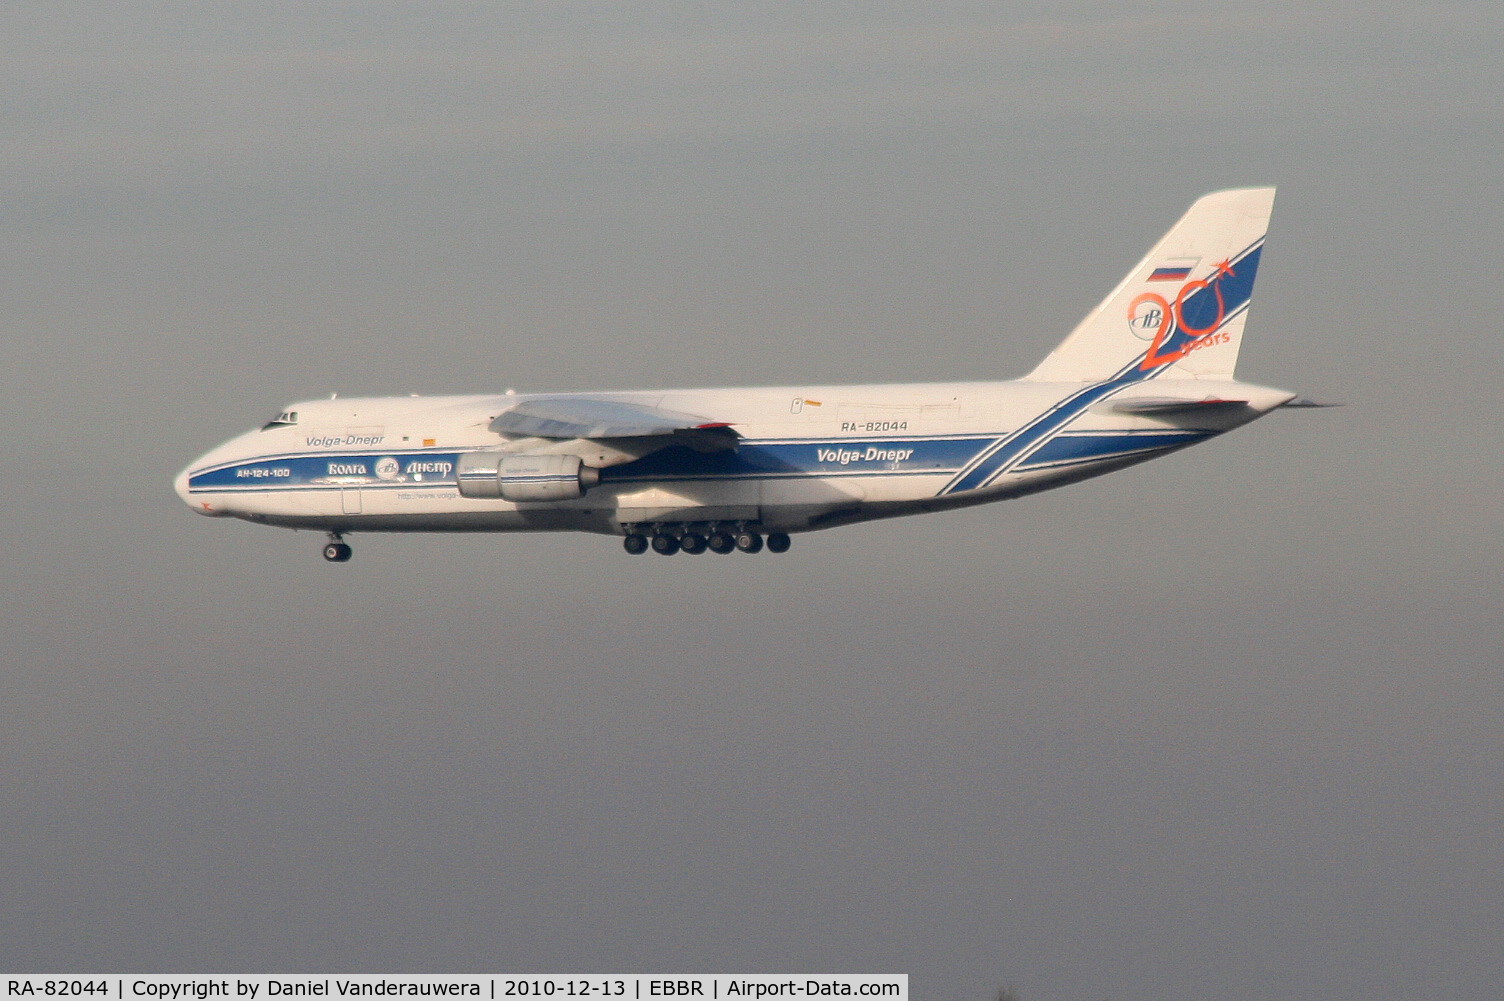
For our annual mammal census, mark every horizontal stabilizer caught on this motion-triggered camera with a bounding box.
[1282,396,1343,408]
[1105,397,1250,416]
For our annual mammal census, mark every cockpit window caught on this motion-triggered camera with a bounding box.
[260,410,299,430]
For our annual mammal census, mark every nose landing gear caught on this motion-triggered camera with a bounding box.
[322,533,353,562]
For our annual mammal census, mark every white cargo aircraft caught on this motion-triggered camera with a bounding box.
[176,187,1322,562]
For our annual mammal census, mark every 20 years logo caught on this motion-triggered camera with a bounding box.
[1129,259,1236,370]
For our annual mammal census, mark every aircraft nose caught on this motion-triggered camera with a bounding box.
[175,460,225,516]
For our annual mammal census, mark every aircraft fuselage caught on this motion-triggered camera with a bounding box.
[176,377,1293,538]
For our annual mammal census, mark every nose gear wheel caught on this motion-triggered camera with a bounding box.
[322,533,352,562]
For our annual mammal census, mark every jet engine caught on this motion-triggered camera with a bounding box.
[456,452,601,502]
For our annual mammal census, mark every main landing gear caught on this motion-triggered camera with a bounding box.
[622,524,791,557]
[322,532,353,562]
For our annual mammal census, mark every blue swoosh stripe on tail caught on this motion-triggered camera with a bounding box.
[940,238,1262,496]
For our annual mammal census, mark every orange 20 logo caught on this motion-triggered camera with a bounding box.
[1131,259,1236,370]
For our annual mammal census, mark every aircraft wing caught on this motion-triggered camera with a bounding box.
[489,396,740,455]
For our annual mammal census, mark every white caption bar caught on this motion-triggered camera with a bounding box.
[4,977,907,1001]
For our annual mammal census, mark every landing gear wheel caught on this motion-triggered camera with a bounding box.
[734,530,763,554]
[707,532,735,554]
[679,532,708,555]
[650,534,681,556]
[623,533,648,555]
[322,542,352,562]
[765,532,791,553]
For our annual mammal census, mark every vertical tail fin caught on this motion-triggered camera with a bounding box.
[1025,187,1275,382]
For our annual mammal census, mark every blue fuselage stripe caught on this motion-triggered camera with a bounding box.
[187,425,1227,498]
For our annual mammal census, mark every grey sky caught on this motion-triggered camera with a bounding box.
[4,3,1502,998]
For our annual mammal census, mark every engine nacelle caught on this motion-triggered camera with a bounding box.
[456,451,601,502]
